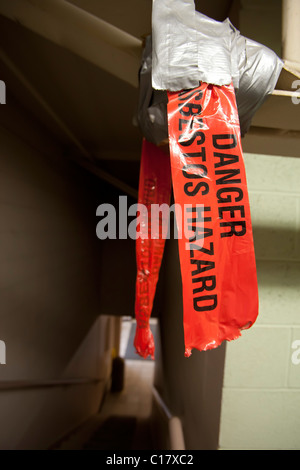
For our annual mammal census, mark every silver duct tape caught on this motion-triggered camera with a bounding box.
[152,0,199,91]
[195,13,233,86]
[138,1,283,142]
[152,0,234,90]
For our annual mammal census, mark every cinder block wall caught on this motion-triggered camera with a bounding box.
[219,152,300,450]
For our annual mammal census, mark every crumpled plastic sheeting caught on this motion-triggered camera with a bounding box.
[234,33,284,135]
[137,36,168,146]
[138,0,284,142]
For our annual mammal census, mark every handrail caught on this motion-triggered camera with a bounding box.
[0,377,103,391]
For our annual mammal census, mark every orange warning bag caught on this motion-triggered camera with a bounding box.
[133,139,171,359]
[167,83,259,356]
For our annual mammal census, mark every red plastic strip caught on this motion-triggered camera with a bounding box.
[134,139,171,359]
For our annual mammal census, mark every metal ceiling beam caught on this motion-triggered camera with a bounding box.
[0,48,92,161]
[0,0,142,87]
[282,0,300,67]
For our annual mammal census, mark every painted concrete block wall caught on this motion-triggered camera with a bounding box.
[219,152,300,450]
[239,0,282,57]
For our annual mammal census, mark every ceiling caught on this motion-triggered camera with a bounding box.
[0,0,298,196]
[0,0,237,193]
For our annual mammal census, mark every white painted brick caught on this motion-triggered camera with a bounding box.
[220,41,300,453]
[219,389,300,450]
[223,326,291,388]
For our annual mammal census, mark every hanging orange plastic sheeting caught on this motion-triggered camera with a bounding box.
[167,83,259,356]
[134,139,171,359]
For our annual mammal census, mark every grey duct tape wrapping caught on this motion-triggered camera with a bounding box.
[137,8,283,144]
[234,34,283,136]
